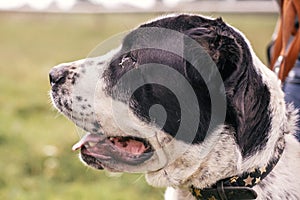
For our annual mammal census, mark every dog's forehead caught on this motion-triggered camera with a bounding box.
[118,14,240,63]
[111,15,220,72]
[121,15,211,46]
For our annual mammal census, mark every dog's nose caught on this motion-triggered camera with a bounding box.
[49,66,69,86]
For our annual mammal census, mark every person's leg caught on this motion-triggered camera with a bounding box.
[283,60,300,141]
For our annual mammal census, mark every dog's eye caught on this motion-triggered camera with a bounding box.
[119,54,137,69]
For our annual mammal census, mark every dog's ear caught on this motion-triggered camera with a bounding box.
[184,18,242,84]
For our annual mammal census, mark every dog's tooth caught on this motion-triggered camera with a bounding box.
[88,142,97,147]
[72,142,83,151]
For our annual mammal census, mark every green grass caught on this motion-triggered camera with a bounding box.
[0,12,277,200]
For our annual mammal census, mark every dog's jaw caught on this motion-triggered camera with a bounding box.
[145,126,242,189]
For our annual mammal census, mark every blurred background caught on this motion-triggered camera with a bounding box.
[0,0,278,199]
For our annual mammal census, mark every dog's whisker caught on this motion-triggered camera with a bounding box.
[132,174,145,185]
[54,112,61,119]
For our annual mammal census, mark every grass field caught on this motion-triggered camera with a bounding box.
[0,12,278,200]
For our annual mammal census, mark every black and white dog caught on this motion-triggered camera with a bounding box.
[49,14,300,200]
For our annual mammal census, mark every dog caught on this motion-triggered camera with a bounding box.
[49,14,300,200]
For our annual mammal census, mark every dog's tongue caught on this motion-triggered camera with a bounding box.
[72,134,104,151]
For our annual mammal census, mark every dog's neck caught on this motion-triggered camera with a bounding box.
[189,136,285,200]
[147,126,287,199]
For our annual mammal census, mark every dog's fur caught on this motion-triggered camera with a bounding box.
[50,14,300,200]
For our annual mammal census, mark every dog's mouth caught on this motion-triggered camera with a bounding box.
[72,134,154,169]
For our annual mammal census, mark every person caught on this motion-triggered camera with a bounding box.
[267,0,300,142]
[284,61,300,142]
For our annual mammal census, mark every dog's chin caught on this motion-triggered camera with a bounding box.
[73,133,156,172]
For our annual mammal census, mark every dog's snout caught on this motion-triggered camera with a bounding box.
[49,66,69,86]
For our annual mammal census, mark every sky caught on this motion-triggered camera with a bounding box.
[0,0,191,10]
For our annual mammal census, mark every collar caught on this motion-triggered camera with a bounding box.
[190,137,285,200]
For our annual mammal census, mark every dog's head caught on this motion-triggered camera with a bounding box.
[50,14,286,188]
